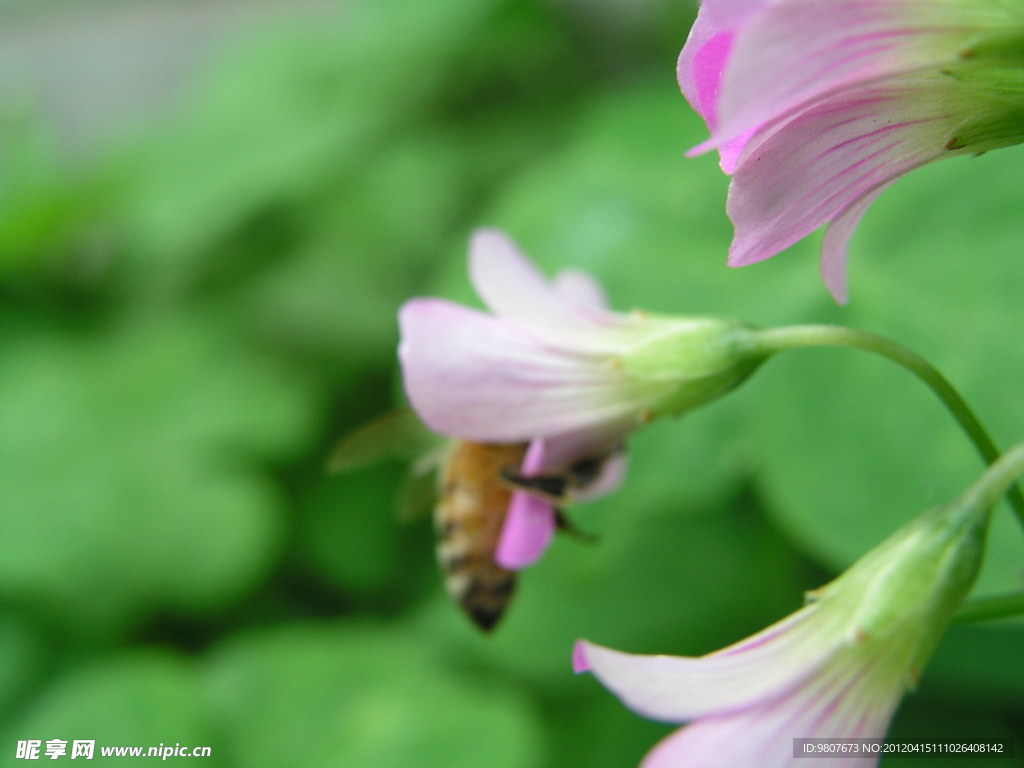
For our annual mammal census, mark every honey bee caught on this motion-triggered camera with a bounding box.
[435,441,527,632]
[330,411,617,632]
[436,442,618,631]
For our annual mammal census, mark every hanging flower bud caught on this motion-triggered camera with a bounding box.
[398,229,768,566]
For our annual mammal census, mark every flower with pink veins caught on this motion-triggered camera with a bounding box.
[399,228,766,567]
[574,471,995,768]
[679,0,1024,301]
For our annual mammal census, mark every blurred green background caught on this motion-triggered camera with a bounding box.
[1,0,1022,765]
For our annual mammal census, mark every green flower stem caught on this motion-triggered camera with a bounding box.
[751,325,1024,531]
[955,591,1024,624]
[954,442,1024,623]
[958,440,1024,512]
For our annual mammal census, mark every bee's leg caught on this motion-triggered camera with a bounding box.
[554,510,598,544]
[498,468,569,501]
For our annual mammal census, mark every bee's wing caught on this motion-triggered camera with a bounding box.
[394,455,443,522]
[329,408,448,522]
[327,408,441,473]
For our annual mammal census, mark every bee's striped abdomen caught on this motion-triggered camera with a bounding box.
[435,442,527,632]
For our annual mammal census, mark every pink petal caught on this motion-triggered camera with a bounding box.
[574,607,842,721]
[713,127,761,175]
[495,491,556,569]
[713,0,989,148]
[552,269,610,312]
[532,421,630,473]
[572,640,591,673]
[496,439,557,569]
[468,228,625,352]
[398,298,636,442]
[468,228,556,316]
[640,644,902,768]
[678,7,732,128]
[726,79,949,269]
[820,184,892,303]
[701,0,769,29]
[676,7,771,169]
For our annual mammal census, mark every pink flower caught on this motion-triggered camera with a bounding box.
[399,229,764,567]
[574,483,992,767]
[679,0,1024,301]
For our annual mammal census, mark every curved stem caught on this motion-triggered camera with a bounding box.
[954,444,1024,623]
[959,440,1024,512]
[752,325,1024,531]
[955,591,1024,624]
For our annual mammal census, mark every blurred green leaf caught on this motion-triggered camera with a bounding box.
[297,467,414,600]
[923,623,1024,711]
[0,315,319,632]
[117,0,507,269]
[0,109,109,272]
[3,650,214,765]
[0,612,46,720]
[204,622,544,768]
[547,691,674,768]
